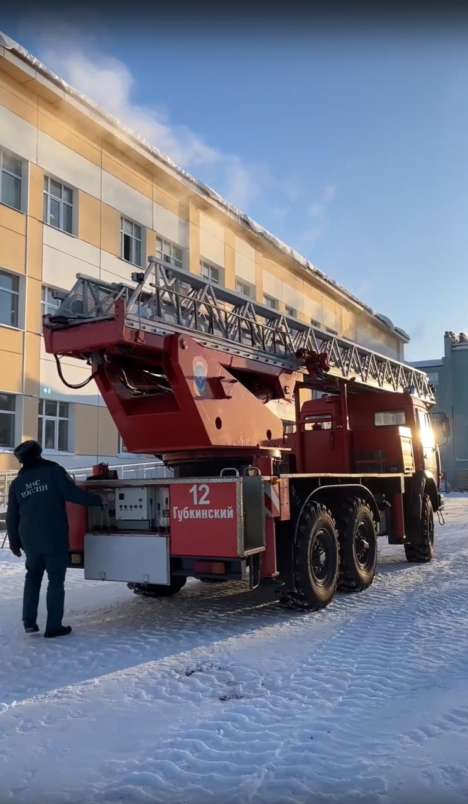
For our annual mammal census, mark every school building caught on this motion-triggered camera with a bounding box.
[0,30,409,475]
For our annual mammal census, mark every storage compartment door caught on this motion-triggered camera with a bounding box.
[84,534,170,584]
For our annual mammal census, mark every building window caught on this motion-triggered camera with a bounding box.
[38,399,70,452]
[236,279,254,298]
[285,305,297,318]
[41,286,61,331]
[264,294,279,310]
[43,176,74,234]
[156,236,183,270]
[0,392,16,449]
[121,217,142,266]
[200,260,220,285]
[1,149,22,211]
[427,372,439,386]
[0,270,19,328]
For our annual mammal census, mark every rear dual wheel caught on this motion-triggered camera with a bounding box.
[128,576,187,598]
[279,495,378,611]
[335,499,378,592]
[280,501,340,611]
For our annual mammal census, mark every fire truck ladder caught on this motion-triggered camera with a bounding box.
[49,256,436,405]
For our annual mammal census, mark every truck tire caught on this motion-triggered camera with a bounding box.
[279,500,339,611]
[128,576,187,598]
[335,498,378,593]
[404,493,434,563]
[201,578,227,584]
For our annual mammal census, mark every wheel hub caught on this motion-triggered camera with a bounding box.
[311,530,334,584]
[354,523,372,568]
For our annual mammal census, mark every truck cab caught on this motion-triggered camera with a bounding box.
[291,388,444,490]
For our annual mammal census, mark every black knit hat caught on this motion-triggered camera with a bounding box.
[13,440,42,464]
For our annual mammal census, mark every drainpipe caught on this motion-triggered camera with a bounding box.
[20,161,31,441]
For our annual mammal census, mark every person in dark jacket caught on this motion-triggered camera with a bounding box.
[6,440,103,638]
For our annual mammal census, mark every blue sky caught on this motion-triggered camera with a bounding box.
[3,12,468,360]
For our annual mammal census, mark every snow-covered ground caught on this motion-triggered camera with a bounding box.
[1,495,468,803]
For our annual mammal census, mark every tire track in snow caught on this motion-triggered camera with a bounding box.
[2,499,468,803]
[84,515,468,804]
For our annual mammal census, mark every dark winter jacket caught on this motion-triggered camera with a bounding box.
[6,458,102,555]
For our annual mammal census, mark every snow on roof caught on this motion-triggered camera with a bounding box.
[0,30,409,343]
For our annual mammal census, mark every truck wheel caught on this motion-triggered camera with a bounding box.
[404,493,434,563]
[201,578,227,584]
[335,498,378,593]
[279,500,339,611]
[128,576,187,598]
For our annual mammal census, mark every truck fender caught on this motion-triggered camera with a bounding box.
[308,484,381,525]
[410,470,439,518]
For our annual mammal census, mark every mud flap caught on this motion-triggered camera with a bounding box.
[274,520,296,591]
[406,472,435,545]
[249,552,261,590]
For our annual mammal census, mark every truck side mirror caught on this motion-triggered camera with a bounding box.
[441,415,451,438]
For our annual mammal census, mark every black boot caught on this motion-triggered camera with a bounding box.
[24,621,39,634]
[44,625,72,639]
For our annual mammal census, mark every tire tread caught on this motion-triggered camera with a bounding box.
[335,497,378,593]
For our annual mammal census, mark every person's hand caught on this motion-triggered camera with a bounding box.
[11,547,22,558]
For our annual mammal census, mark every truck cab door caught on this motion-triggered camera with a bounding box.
[417,408,438,478]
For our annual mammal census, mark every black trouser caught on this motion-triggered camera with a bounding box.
[22,552,68,632]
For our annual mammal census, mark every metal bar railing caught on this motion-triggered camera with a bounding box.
[0,460,172,520]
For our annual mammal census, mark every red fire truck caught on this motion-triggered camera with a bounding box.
[43,258,448,612]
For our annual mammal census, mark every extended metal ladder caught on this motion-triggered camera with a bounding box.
[50,257,436,404]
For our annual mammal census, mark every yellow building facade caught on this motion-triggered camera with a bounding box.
[0,33,408,473]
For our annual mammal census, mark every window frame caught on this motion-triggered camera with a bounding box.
[264,293,279,310]
[235,279,254,298]
[118,434,150,458]
[0,269,20,329]
[120,216,143,266]
[200,259,222,286]
[43,176,75,235]
[40,285,62,331]
[38,398,71,453]
[156,236,184,270]
[0,148,23,212]
[0,392,16,450]
[285,304,297,318]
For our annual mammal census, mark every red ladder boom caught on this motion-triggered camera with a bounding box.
[43,258,435,460]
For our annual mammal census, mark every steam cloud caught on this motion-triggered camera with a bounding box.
[19,16,335,245]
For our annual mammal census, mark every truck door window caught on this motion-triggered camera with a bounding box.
[417,409,434,441]
[304,414,332,431]
[374,410,406,426]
